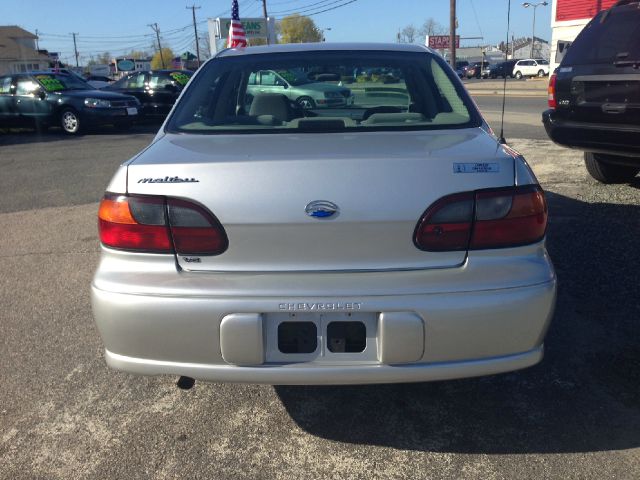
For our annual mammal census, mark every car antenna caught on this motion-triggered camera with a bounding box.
[498,0,512,144]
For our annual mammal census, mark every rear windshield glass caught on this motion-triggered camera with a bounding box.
[166,50,478,134]
[562,6,640,65]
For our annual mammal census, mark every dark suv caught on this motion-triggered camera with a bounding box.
[543,0,640,183]
[103,70,193,119]
[489,60,518,79]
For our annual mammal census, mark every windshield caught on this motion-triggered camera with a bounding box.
[34,73,92,92]
[167,50,478,134]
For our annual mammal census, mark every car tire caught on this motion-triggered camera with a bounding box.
[537,69,545,77]
[515,71,523,80]
[60,108,81,134]
[296,96,316,109]
[584,152,640,184]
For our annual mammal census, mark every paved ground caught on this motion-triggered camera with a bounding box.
[1,104,640,479]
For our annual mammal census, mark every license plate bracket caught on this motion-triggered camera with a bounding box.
[264,312,378,364]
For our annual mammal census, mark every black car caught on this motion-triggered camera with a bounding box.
[455,60,470,78]
[543,0,640,183]
[102,70,193,119]
[465,61,490,79]
[489,60,518,79]
[0,72,140,134]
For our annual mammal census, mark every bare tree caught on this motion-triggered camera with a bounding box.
[399,24,418,43]
[420,17,447,37]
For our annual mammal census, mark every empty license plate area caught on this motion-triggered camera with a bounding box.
[264,312,378,364]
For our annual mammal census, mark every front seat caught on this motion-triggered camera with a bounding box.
[249,93,293,123]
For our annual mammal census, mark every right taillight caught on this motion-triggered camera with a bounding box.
[548,73,557,109]
[98,194,228,255]
[414,185,548,251]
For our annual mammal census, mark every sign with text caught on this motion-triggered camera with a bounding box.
[216,17,267,39]
[427,35,460,50]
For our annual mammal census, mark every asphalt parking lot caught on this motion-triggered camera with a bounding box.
[1,108,640,478]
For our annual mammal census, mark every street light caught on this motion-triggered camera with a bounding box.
[522,1,548,58]
[319,27,331,42]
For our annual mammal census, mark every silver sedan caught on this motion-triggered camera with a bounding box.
[92,43,556,385]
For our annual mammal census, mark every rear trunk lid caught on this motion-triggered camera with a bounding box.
[128,129,514,272]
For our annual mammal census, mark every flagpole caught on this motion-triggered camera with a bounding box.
[262,0,270,45]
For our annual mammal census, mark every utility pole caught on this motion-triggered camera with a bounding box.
[71,32,79,67]
[262,0,270,45]
[449,0,456,69]
[187,5,201,67]
[522,2,548,58]
[148,23,165,68]
[35,29,40,50]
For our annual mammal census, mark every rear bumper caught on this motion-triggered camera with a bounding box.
[91,243,556,385]
[543,109,640,159]
[105,346,544,385]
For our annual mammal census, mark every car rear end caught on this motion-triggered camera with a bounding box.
[92,44,556,385]
[543,1,640,159]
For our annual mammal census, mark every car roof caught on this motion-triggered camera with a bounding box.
[216,42,433,58]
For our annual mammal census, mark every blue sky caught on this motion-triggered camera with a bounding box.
[4,0,552,64]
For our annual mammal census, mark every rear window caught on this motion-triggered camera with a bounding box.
[562,6,640,65]
[166,50,478,134]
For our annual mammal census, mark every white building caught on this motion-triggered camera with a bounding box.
[0,26,50,75]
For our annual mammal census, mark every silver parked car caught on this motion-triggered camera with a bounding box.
[92,43,556,385]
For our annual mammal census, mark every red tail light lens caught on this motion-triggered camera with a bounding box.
[414,185,547,251]
[548,73,557,109]
[471,186,547,249]
[99,195,171,253]
[167,198,228,255]
[414,193,474,251]
[98,194,228,255]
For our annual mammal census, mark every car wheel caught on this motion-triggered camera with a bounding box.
[515,71,523,80]
[537,69,545,77]
[296,96,316,109]
[584,152,640,184]
[60,108,81,134]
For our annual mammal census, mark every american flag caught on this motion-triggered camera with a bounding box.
[227,0,247,48]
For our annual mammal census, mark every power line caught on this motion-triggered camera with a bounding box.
[270,0,341,15]
[304,0,358,16]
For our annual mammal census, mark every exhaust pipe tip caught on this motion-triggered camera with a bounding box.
[177,376,195,390]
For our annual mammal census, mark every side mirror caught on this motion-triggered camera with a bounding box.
[164,84,178,92]
[38,90,46,100]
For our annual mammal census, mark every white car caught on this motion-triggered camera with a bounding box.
[512,59,550,79]
[91,43,556,386]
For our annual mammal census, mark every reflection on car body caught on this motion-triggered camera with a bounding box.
[246,69,352,109]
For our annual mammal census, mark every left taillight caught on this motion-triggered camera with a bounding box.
[98,194,228,255]
[548,73,557,109]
